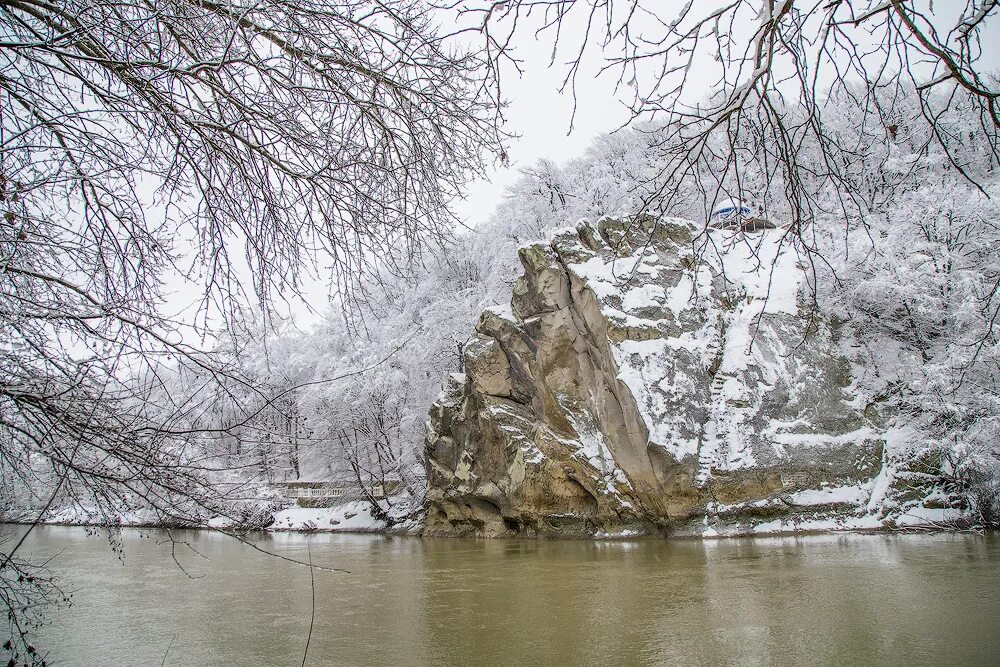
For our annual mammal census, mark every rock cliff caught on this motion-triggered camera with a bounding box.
[422,217,903,537]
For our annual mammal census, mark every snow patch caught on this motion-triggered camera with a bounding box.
[268,501,385,533]
[789,481,873,507]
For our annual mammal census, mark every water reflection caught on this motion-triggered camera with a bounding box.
[9,527,1000,666]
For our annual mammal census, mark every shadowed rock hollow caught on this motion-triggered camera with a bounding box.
[423,217,888,537]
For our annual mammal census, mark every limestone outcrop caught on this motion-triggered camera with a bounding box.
[423,217,886,537]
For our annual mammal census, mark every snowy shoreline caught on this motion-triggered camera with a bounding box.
[2,515,978,541]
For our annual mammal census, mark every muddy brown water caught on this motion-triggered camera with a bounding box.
[8,526,1000,666]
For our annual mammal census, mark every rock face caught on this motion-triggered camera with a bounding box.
[423,217,885,537]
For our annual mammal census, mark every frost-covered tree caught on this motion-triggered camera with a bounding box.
[0,0,506,660]
[811,89,1000,526]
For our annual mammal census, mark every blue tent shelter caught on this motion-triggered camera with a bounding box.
[710,199,752,224]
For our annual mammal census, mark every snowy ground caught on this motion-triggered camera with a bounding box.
[7,497,969,537]
[4,500,390,534]
[694,476,966,539]
[265,501,386,533]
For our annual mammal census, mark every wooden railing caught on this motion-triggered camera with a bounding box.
[272,481,401,501]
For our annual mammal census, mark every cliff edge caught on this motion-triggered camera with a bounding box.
[423,217,929,537]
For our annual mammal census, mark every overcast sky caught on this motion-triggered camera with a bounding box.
[451,50,636,230]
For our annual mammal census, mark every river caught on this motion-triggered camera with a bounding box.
[8,526,1000,666]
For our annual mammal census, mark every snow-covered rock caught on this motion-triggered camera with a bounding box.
[424,217,895,537]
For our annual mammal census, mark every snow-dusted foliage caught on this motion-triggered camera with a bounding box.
[813,114,1000,527]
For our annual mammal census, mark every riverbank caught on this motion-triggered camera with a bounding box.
[1,501,393,534]
[2,503,977,540]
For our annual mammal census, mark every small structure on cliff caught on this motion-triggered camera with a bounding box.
[708,199,776,232]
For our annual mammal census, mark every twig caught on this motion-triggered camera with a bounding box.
[301,541,316,667]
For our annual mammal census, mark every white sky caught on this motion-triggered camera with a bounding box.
[451,52,636,230]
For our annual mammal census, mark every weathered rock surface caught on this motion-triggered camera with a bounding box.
[423,217,886,537]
